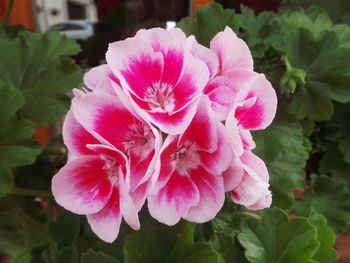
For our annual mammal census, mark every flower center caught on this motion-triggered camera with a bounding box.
[174,141,200,175]
[145,82,176,113]
[123,122,154,159]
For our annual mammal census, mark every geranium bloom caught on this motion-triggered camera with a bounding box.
[52,91,161,242]
[106,28,209,135]
[148,96,232,225]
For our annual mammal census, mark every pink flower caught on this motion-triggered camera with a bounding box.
[106,28,209,135]
[148,96,232,225]
[52,91,161,242]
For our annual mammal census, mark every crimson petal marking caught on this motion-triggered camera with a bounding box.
[171,54,209,113]
[63,111,100,157]
[135,28,186,87]
[87,188,122,243]
[184,166,225,223]
[179,96,217,153]
[72,93,139,151]
[106,38,163,100]
[200,122,232,175]
[52,156,113,215]
[148,171,200,226]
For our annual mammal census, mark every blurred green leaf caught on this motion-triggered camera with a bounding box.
[238,208,319,263]
[0,31,82,125]
[293,175,350,235]
[82,249,121,263]
[177,3,239,47]
[254,117,308,208]
[50,212,80,249]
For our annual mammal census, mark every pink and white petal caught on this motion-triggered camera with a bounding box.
[230,173,269,207]
[52,156,113,215]
[223,69,259,95]
[148,97,199,135]
[119,174,140,230]
[206,85,236,121]
[222,152,244,191]
[236,74,277,130]
[135,28,186,86]
[210,27,253,73]
[148,171,200,226]
[225,111,244,156]
[84,64,111,90]
[239,129,256,151]
[63,111,100,156]
[151,135,178,191]
[129,151,154,190]
[247,191,272,210]
[72,93,137,151]
[187,35,219,78]
[200,122,232,175]
[106,38,163,100]
[179,95,217,153]
[87,188,122,243]
[184,166,225,223]
[130,180,151,212]
[172,54,209,113]
[240,151,269,182]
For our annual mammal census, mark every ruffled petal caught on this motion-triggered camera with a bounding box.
[210,27,253,73]
[187,35,219,79]
[52,156,113,215]
[184,166,225,223]
[87,187,122,243]
[222,152,244,191]
[148,171,200,226]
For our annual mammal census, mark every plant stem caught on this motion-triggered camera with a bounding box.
[2,0,15,25]
[12,187,51,198]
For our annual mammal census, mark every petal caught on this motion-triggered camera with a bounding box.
[151,135,178,192]
[52,156,113,215]
[84,64,111,90]
[130,180,151,212]
[119,174,140,230]
[240,151,269,182]
[172,53,209,113]
[63,111,100,156]
[184,166,225,223]
[106,37,163,100]
[225,112,244,156]
[179,95,217,153]
[187,35,219,79]
[200,122,232,175]
[148,171,200,226]
[247,191,272,210]
[239,129,256,151]
[87,187,122,243]
[71,93,139,151]
[210,26,253,73]
[206,85,236,121]
[222,152,244,191]
[231,73,277,130]
[135,28,187,87]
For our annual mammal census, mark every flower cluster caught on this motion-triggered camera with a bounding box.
[52,27,277,242]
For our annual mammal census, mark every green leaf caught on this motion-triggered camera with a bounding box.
[0,170,14,197]
[177,3,239,47]
[238,208,319,263]
[275,28,350,120]
[124,224,177,263]
[237,6,275,58]
[82,249,121,263]
[0,81,41,177]
[308,210,338,263]
[293,175,350,236]
[167,222,220,263]
[0,31,82,125]
[253,118,308,208]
